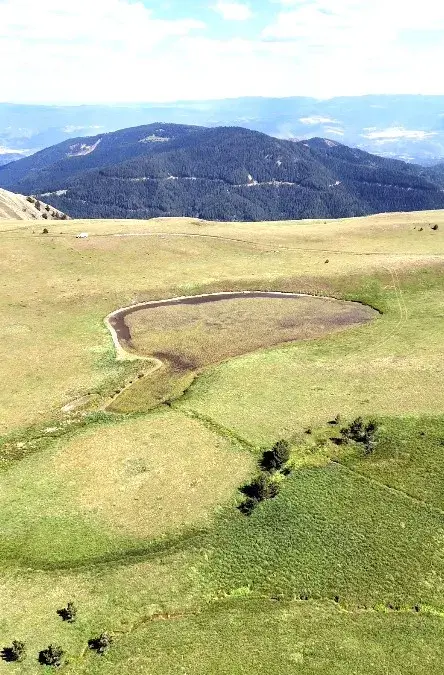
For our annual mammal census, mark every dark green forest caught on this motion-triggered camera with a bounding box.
[1,124,443,221]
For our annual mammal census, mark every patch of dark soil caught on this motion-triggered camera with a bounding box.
[153,351,197,373]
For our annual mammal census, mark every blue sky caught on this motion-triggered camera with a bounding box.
[0,0,443,104]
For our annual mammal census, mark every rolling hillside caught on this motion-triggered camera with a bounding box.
[0,188,67,220]
[0,209,443,673]
[1,124,444,221]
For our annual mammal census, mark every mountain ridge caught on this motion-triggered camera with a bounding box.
[1,95,444,165]
[1,124,443,222]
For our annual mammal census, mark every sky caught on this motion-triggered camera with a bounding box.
[1,0,444,104]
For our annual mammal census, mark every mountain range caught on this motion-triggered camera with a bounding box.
[1,123,444,222]
[1,95,444,166]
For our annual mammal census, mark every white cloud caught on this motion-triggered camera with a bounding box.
[63,125,103,134]
[0,146,29,155]
[362,127,438,141]
[299,116,339,125]
[213,2,252,21]
[0,0,443,103]
[324,127,344,136]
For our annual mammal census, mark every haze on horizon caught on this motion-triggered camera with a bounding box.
[1,0,444,106]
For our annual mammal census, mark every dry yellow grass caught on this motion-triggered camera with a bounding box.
[0,210,442,434]
[52,411,252,538]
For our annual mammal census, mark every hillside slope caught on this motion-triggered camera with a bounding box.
[0,188,68,220]
[1,124,444,221]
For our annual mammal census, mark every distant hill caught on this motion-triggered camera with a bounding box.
[1,124,444,221]
[0,188,68,221]
[1,95,444,165]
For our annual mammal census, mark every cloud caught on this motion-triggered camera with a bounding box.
[63,125,104,134]
[263,0,444,49]
[0,0,443,103]
[362,127,438,141]
[0,146,29,155]
[213,2,252,21]
[299,116,339,125]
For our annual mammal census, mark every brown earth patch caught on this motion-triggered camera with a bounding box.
[108,292,377,413]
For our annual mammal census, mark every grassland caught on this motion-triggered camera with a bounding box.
[0,211,443,672]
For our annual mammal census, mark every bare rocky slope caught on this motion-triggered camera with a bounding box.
[0,188,68,220]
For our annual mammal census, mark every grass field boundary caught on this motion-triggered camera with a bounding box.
[332,461,444,518]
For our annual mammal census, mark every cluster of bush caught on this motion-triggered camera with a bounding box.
[238,439,292,515]
[2,602,112,667]
[238,417,379,516]
[338,416,378,455]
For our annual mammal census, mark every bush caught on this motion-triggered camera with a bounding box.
[261,439,291,472]
[38,644,64,667]
[432,224,439,230]
[42,228,49,234]
[57,601,77,623]
[42,212,48,219]
[2,640,26,662]
[340,417,378,454]
[237,497,257,516]
[88,632,112,655]
[240,473,280,502]
[35,200,41,211]
[26,196,34,203]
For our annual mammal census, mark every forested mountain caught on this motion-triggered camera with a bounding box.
[1,124,444,221]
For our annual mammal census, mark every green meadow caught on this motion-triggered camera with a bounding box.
[0,211,443,672]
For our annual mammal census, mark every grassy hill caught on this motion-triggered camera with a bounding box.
[0,188,67,221]
[0,210,443,672]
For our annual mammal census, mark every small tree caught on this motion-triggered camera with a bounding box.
[261,439,291,472]
[2,640,26,662]
[38,644,64,667]
[57,601,77,623]
[88,632,112,655]
[42,227,49,234]
[432,224,439,231]
[35,200,41,211]
[240,474,280,502]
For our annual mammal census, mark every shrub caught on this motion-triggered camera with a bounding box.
[241,473,280,502]
[2,640,26,662]
[45,204,51,211]
[329,414,341,425]
[57,601,77,623]
[432,224,439,230]
[26,196,34,203]
[340,417,378,454]
[42,212,48,219]
[88,632,112,655]
[35,200,41,211]
[238,497,257,516]
[42,227,49,234]
[261,439,291,472]
[38,644,64,667]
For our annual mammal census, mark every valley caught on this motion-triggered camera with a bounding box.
[0,210,443,672]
